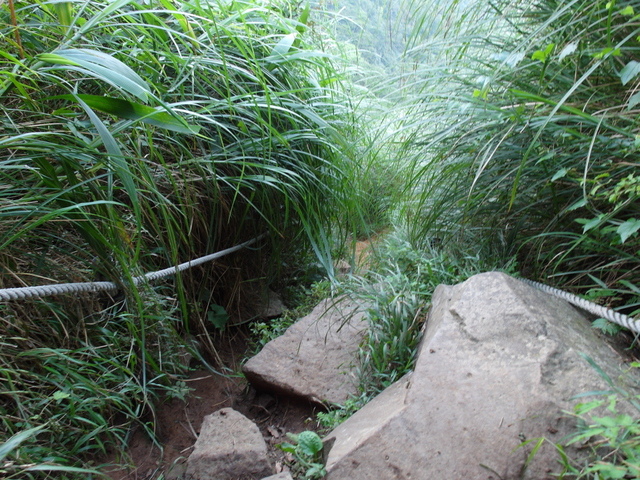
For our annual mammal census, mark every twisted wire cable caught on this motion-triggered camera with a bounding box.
[2,240,638,336]
[520,278,640,335]
[0,234,266,301]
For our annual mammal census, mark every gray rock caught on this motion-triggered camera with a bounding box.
[243,296,368,405]
[334,259,351,276]
[324,272,637,479]
[186,408,272,479]
[236,283,286,322]
[260,473,294,480]
[259,289,286,319]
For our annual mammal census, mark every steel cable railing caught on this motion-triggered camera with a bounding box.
[520,278,640,335]
[0,234,266,301]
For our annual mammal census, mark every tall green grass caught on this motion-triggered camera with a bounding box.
[0,0,364,474]
[394,0,639,315]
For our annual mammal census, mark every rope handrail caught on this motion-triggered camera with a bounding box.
[2,237,637,336]
[520,278,640,335]
[0,234,266,301]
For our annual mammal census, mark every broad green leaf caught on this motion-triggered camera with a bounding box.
[473,88,488,99]
[592,318,620,335]
[271,33,297,58]
[0,49,26,67]
[551,168,568,181]
[52,391,71,401]
[591,415,633,427]
[593,47,621,59]
[297,2,310,34]
[56,94,199,134]
[278,442,297,454]
[38,53,81,66]
[297,431,323,457]
[567,198,588,211]
[40,48,150,102]
[53,2,73,26]
[306,464,327,477]
[207,305,229,330]
[75,96,122,158]
[617,218,640,243]
[585,463,627,479]
[620,5,635,15]
[532,43,555,62]
[629,92,640,110]
[74,95,140,218]
[576,215,604,233]
[619,61,640,85]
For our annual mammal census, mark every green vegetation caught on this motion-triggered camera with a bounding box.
[313,228,508,436]
[278,430,326,479]
[395,0,640,311]
[249,278,333,352]
[313,0,640,474]
[1,0,639,477]
[350,229,508,395]
[553,361,640,479]
[0,0,365,475]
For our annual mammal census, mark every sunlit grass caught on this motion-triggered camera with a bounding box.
[392,0,639,313]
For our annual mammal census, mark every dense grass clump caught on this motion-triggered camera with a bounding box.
[396,0,639,316]
[0,0,363,474]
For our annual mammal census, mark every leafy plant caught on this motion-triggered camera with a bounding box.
[527,360,640,479]
[279,430,327,479]
[249,279,334,351]
[561,403,640,479]
[250,315,298,350]
[353,271,427,393]
[351,229,513,394]
[316,397,364,432]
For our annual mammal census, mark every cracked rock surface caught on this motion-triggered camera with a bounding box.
[243,296,368,405]
[322,272,637,480]
[186,408,273,480]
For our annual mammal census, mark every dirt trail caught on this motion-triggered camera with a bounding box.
[104,237,379,479]
[103,330,320,480]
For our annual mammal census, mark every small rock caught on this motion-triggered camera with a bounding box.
[186,408,272,479]
[334,259,351,275]
[243,296,368,405]
[260,289,286,319]
[261,473,294,480]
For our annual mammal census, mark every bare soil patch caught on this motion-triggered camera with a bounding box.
[102,328,322,479]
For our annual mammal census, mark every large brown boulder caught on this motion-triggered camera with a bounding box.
[323,272,637,479]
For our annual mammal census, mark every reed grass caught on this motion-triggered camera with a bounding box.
[0,0,368,474]
[393,0,639,315]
